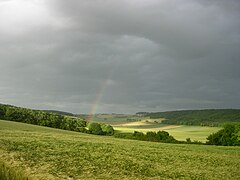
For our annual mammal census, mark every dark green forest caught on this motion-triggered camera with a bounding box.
[139,109,240,126]
[0,104,114,135]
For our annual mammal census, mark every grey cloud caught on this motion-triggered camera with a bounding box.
[49,0,240,58]
[0,0,240,113]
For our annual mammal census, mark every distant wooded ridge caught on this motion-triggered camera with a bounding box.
[137,109,240,126]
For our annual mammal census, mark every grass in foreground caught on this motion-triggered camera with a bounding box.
[0,161,26,180]
[0,120,240,179]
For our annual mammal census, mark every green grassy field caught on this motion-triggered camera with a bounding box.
[114,124,221,142]
[93,115,221,142]
[0,120,240,179]
[93,114,221,142]
[167,125,222,142]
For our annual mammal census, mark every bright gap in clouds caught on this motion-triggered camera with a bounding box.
[0,0,50,35]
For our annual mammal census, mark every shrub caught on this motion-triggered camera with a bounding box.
[206,124,240,146]
[101,124,114,135]
[133,131,145,140]
[186,138,191,143]
[87,123,104,135]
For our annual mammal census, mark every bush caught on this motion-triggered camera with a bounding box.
[117,130,178,143]
[206,124,240,146]
[101,124,114,135]
[87,123,104,135]
[133,131,145,140]
[186,138,191,143]
[146,131,157,141]
[77,127,87,133]
[156,131,170,141]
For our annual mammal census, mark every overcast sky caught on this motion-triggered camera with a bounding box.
[0,0,240,114]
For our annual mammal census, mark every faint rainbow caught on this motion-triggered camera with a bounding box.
[87,67,115,122]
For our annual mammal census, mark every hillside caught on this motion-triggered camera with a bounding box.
[1,120,240,179]
[141,109,240,126]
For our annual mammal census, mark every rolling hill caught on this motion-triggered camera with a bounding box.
[0,120,240,179]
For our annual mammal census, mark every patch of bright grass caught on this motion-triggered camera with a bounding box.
[92,115,221,142]
[114,123,221,142]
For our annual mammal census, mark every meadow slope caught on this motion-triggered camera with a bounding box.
[0,120,240,179]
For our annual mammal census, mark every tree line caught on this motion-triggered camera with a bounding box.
[114,130,204,144]
[124,130,178,143]
[0,104,114,136]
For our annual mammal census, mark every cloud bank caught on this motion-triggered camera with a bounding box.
[0,0,240,113]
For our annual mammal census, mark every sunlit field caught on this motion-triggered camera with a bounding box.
[114,124,221,142]
[166,125,222,142]
[1,120,240,179]
[93,115,221,142]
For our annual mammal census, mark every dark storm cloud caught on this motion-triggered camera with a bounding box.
[0,0,240,113]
